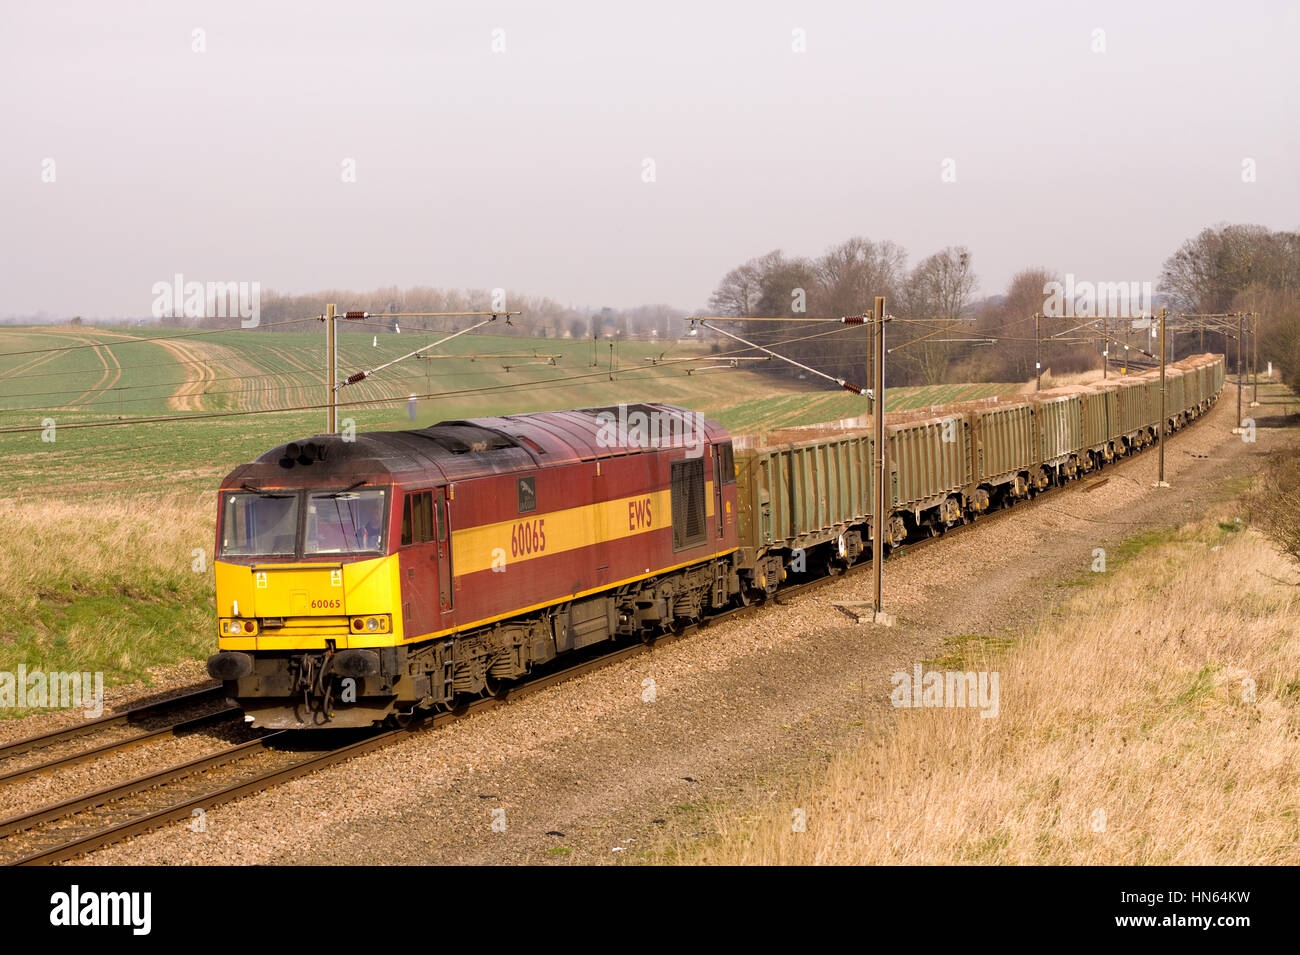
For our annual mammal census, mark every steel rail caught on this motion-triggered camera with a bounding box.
[0,684,224,763]
[0,707,240,786]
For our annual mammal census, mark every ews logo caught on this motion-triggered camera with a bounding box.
[627,497,653,531]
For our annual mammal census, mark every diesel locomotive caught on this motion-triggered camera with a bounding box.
[208,354,1225,728]
[208,404,742,727]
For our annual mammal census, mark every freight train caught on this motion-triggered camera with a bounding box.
[207,353,1225,728]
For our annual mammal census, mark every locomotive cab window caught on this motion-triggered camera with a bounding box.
[303,489,388,555]
[220,492,298,557]
[670,458,707,551]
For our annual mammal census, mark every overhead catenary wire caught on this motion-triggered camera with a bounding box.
[334,316,501,390]
[690,316,876,395]
[0,322,867,433]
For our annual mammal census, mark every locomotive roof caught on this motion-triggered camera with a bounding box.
[221,403,729,488]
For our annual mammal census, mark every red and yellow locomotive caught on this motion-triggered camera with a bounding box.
[207,404,740,728]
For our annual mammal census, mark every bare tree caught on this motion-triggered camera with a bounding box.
[708,252,783,317]
[896,247,979,384]
[1160,224,1300,314]
[973,267,1061,382]
[814,237,907,320]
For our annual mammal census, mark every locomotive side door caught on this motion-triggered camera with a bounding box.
[435,487,453,612]
[399,489,439,639]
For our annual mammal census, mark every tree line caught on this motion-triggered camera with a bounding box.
[1159,224,1300,391]
[142,222,1300,391]
[176,286,689,342]
[705,225,1300,389]
[706,240,1094,387]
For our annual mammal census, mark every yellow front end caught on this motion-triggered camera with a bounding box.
[215,554,404,651]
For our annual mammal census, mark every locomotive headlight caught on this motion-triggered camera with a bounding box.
[351,615,390,633]
[220,618,259,636]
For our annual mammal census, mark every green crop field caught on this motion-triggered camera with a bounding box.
[0,323,1025,497]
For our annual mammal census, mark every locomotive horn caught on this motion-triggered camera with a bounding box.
[285,441,318,464]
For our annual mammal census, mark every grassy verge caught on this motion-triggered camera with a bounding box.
[655,505,1300,864]
[0,493,213,716]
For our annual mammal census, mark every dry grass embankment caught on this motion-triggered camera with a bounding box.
[0,493,213,709]
[660,503,1300,864]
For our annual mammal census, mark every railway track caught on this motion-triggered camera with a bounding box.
[0,685,232,782]
[0,404,1214,865]
[0,639,704,865]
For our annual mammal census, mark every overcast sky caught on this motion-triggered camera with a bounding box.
[3,0,1298,318]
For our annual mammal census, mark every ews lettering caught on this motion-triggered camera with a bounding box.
[628,498,653,530]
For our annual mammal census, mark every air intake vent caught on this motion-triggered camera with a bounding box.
[671,458,706,551]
